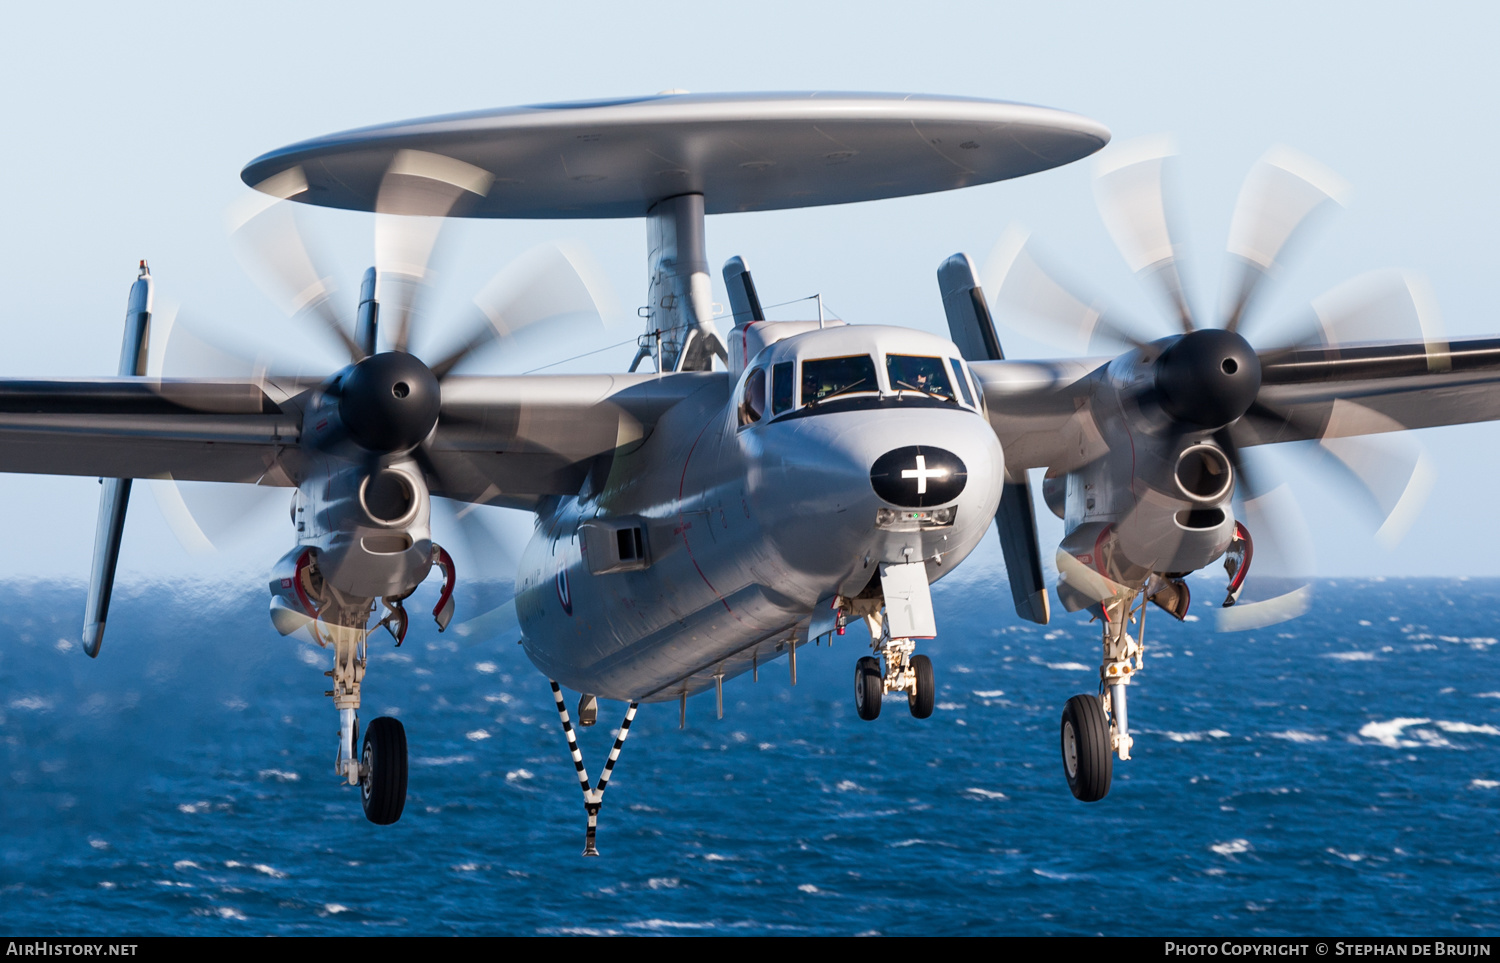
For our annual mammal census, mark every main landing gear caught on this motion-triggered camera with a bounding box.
[853,610,936,721]
[277,545,459,825]
[322,619,412,824]
[1059,589,1149,802]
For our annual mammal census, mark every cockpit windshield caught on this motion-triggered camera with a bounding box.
[801,355,879,405]
[886,355,958,402]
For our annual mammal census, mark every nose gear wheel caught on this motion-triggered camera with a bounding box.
[854,656,882,720]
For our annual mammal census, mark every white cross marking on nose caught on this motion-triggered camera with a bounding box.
[901,454,948,494]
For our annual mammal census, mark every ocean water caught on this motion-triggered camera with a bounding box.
[2,569,1499,936]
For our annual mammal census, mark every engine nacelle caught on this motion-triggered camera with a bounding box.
[291,459,435,599]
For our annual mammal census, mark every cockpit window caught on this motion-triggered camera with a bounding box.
[886,355,957,402]
[801,355,878,405]
[949,358,975,406]
[771,362,795,415]
[739,367,766,426]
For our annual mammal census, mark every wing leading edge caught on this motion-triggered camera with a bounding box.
[972,337,1500,474]
[0,371,724,504]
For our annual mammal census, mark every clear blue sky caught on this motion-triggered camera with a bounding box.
[0,1,1495,580]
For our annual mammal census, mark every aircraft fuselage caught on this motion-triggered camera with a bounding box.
[515,324,1004,703]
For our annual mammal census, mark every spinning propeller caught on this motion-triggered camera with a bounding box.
[151,150,624,623]
[985,138,1441,629]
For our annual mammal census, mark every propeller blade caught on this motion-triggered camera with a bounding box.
[374,150,494,353]
[229,170,363,363]
[148,478,291,557]
[1311,269,1448,360]
[429,493,526,641]
[1316,400,1436,548]
[149,299,342,382]
[982,224,1154,355]
[429,241,622,379]
[1216,476,1315,632]
[144,302,331,558]
[1055,547,1132,607]
[1094,135,1196,333]
[1208,429,1314,631]
[1222,146,1351,335]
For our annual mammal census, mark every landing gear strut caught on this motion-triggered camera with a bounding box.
[284,546,439,826]
[323,619,411,824]
[1060,590,1147,801]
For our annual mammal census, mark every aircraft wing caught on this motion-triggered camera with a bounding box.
[974,338,1500,472]
[425,372,723,507]
[1231,337,1500,445]
[969,358,1107,475]
[0,371,723,505]
[0,378,304,484]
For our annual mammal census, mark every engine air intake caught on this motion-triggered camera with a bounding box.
[362,470,417,524]
[1174,445,1232,502]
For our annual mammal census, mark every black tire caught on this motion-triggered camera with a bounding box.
[908,654,935,719]
[361,716,408,825]
[854,656,883,721]
[1060,694,1112,802]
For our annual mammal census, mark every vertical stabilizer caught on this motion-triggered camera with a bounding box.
[938,253,1050,625]
[722,255,765,325]
[83,262,154,657]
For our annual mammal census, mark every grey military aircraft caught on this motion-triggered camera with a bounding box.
[13,93,1500,853]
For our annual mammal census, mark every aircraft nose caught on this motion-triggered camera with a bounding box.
[869,446,968,507]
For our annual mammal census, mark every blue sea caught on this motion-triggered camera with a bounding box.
[3,565,1499,936]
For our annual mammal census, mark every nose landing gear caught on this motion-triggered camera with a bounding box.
[854,656,882,720]
[852,611,937,721]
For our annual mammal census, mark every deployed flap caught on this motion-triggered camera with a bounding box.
[938,253,1050,624]
[879,561,936,639]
